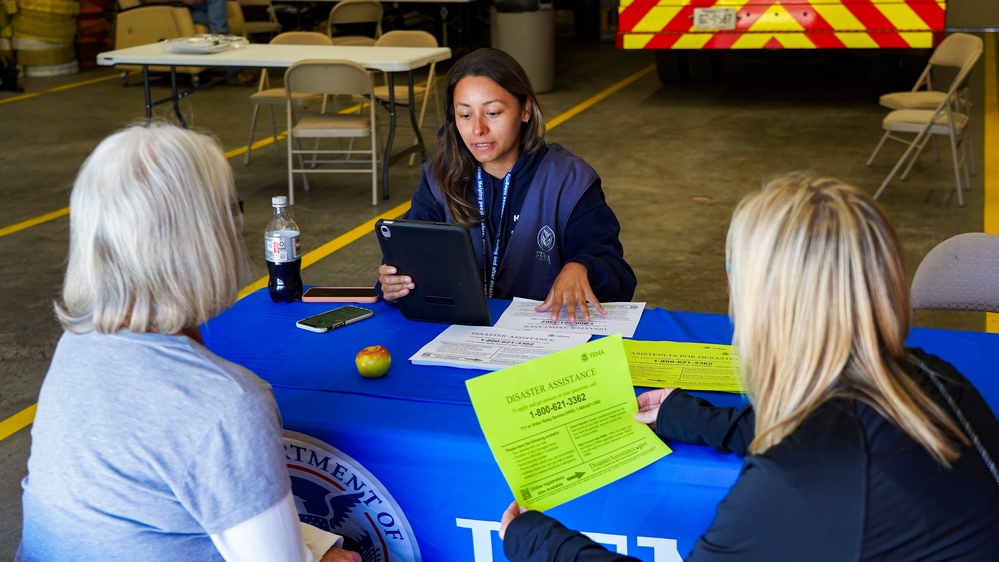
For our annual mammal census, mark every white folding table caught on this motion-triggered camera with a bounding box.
[97,42,452,200]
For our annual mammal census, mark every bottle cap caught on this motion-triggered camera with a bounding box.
[272,196,289,208]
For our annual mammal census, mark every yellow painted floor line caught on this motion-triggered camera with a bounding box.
[0,207,69,238]
[0,65,655,441]
[231,132,289,159]
[0,135,281,237]
[0,404,37,442]
[0,74,119,106]
[0,101,367,239]
[547,66,654,131]
[984,34,998,332]
[0,59,635,238]
[228,102,369,158]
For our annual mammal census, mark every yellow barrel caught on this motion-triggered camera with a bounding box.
[12,0,78,76]
[13,34,77,76]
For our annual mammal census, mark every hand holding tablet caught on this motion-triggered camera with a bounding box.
[375,219,491,326]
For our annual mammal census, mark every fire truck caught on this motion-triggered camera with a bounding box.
[616,0,946,83]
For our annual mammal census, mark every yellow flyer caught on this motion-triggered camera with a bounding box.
[624,339,744,392]
[465,334,671,511]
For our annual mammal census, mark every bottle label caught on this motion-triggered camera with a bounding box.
[265,232,301,263]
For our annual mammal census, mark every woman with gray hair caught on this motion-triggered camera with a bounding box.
[18,123,360,562]
[500,174,999,561]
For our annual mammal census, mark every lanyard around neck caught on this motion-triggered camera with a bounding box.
[476,166,512,299]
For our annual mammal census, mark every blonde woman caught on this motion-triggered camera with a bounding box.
[18,124,360,562]
[500,175,999,561]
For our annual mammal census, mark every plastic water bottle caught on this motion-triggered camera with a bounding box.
[265,196,303,302]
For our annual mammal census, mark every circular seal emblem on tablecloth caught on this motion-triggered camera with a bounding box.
[284,431,422,562]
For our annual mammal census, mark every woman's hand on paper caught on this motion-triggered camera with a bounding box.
[536,262,606,323]
[378,264,414,302]
[499,500,528,540]
[634,388,675,430]
[320,546,362,562]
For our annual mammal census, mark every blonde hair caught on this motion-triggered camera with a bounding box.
[726,173,966,464]
[57,123,248,334]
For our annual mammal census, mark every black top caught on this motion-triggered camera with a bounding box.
[505,349,999,562]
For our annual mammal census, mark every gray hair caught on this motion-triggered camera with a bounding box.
[57,123,248,334]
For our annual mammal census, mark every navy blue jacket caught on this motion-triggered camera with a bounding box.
[405,144,636,302]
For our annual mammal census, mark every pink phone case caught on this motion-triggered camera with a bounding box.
[302,287,380,303]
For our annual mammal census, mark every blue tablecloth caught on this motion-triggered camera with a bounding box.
[202,289,999,561]
[201,292,743,404]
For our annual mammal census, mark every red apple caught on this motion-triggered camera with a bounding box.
[356,345,391,378]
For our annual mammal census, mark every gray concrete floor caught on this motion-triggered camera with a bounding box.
[0,20,995,557]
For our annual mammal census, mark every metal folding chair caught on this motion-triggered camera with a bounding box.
[244,31,333,166]
[286,60,379,206]
[866,33,982,206]
[326,0,382,46]
[878,33,982,178]
[367,30,440,166]
[911,233,999,313]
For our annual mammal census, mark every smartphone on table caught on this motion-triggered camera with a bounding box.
[302,287,380,303]
[296,305,373,333]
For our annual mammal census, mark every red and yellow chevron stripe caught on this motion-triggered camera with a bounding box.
[618,0,946,50]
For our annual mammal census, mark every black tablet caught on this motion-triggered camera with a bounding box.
[375,219,491,326]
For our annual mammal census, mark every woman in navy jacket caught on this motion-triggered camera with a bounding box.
[500,175,999,561]
[377,48,636,323]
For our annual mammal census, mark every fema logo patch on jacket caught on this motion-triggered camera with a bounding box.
[537,225,556,252]
[284,432,422,562]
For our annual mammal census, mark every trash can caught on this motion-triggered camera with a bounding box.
[490,2,555,93]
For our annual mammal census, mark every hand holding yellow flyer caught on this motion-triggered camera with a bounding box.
[466,335,671,511]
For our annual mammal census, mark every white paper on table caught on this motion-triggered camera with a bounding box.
[409,325,592,371]
[493,297,646,338]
